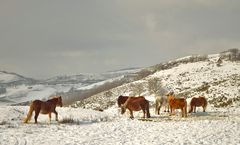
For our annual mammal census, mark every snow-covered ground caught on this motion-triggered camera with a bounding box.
[0,105,240,145]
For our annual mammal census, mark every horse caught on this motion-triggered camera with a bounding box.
[168,95,187,118]
[117,96,150,119]
[155,95,169,115]
[117,95,145,107]
[23,96,63,123]
[189,96,207,113]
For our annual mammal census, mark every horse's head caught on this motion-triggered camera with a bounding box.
[57,96,63,107]
[168,95,174,102]
[117,95,124,107]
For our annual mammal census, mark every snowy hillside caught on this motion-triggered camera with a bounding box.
[73,52,240,110]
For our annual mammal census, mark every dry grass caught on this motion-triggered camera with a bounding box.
[58,117,80,125]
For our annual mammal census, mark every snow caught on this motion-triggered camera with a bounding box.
[0,72,21,84]
[0,106,240,145]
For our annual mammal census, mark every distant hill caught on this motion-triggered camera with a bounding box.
[0,71,37,87]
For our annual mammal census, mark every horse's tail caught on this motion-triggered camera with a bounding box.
[23,102,34,123]
[146,100,151,118]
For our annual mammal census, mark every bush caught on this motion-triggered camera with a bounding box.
[59,116,80,124]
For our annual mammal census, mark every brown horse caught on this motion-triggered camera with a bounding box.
[118,96,150,119]
[24,96,63,123]
[168,95,187,118]
[189,96,207,113]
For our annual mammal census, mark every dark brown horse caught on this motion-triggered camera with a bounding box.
[118,96,150,119]
[24,96,63,123]
[168,95,187,118]
[189,96,207,113]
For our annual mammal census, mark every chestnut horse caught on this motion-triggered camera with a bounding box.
[118,96,150,119]
[24,96,63,123]
[189,96,207,113]
[168,95,187,118]
[155,95,169,115]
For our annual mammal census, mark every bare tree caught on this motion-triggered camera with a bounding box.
[148,78,163,96]
[129,83,144,96]
[229,48,239,61]
[104,91,113,98]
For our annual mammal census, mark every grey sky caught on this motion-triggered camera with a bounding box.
[0,0,240,79]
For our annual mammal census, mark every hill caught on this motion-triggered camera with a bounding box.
[73,50,240,110]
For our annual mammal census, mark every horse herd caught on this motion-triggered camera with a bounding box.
[117,95,207,119]
[23,94,207,123]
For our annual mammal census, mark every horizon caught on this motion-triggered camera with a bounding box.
[1,1,240,79]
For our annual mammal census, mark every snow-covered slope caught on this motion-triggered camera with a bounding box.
[73,53,240,109]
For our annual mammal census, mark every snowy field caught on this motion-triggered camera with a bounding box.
[0,105,240,145]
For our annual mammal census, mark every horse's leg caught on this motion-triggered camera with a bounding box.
[167,104,170,112]
[155,104,157,115]
[181,108,184,117]
[169,106,173,116]
[142,109,146,118]
[53,110,58,121]
[129,110,134,119]
[34,109,40,124]
[159,104,162,114]
[155,101,160,115]
[164,105,167,112]
[48,113,52,123]
[184,106,187,118]
[203,105,206,112]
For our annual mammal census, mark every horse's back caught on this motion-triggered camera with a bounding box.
[126,96,149,111]
[156,96,168,104]
[169,97,186,108]
[190,97,207,106]
[31,100,43,108]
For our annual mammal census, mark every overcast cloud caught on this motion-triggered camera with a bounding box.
[0,0,240,79]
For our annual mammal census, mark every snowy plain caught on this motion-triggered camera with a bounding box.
[0,105,240,145]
